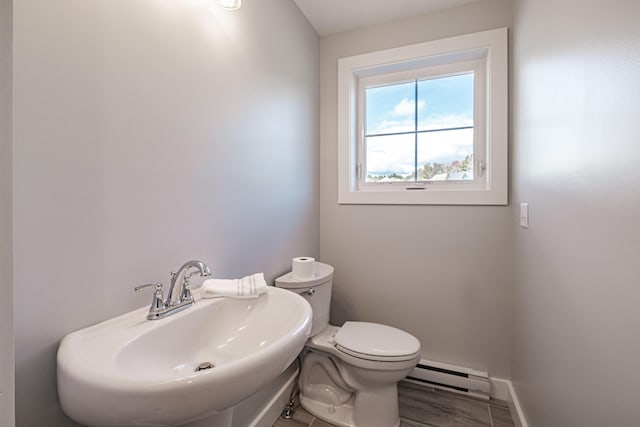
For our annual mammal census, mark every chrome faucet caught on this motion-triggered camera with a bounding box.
[167,260,212,306]
[135,260,212,320]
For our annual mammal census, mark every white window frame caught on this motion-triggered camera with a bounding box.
[338,28,508,205]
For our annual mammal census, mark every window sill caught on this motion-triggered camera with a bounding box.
[338,187,508,205]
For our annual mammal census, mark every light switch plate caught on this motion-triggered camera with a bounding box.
[520,203,529,228]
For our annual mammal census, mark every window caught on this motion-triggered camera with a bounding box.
[338,28,508,205]
[361,64,481,185]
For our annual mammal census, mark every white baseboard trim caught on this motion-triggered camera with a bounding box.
[490,378,528,427]
[489,377,510,401]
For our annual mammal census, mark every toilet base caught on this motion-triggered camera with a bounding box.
[300,395,355,427]
[300,394,400,427]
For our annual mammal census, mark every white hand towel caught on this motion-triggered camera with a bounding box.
[201,273,268,299]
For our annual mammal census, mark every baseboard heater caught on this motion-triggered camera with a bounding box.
[405,359,491,400]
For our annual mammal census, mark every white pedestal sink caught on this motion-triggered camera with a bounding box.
[57,286,312,426]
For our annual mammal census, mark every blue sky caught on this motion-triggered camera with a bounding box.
[365,73,474,176]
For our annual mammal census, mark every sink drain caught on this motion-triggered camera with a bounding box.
[195,362,215,372]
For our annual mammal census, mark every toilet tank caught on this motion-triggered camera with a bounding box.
[275,262,333,337]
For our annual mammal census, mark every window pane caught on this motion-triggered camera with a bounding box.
[417,128,473,181]
[365,134,415,182]
[365,82,415,135]
[418,73,474,131]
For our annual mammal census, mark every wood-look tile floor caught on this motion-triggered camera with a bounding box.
[273,381,515,427]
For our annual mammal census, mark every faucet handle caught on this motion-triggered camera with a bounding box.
[134,283,163,293]
[134,283,166,319]
[179,274,195,304]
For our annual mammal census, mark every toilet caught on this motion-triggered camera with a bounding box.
[275,262,421,427]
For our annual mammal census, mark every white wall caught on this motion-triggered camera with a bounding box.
[12,0,319,425]
[511,0,640,425]
[320,0,513,378]
[0,0,15,425]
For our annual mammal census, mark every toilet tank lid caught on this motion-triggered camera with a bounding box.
[274,262,334,289]
[334,321,421,359]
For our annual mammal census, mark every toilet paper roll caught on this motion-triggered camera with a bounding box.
[292,257,316,280]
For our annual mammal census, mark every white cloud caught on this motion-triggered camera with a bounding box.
[373,119,414,134]
[366,134,414,174]
[369,112,472,135]
[393,98,425,116]
[418,128,473,164]
[366,128,474,174]
[421,113,473,130]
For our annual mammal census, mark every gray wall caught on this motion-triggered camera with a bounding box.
[320,0,514,378]
[511,0,640,425]
[12,0,319,425]
[0,0,14,425]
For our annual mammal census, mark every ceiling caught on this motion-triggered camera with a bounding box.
[293,0,482,36]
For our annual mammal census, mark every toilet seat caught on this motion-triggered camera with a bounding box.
[334,321,420,362]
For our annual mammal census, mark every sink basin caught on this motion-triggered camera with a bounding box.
[57,286,312,426]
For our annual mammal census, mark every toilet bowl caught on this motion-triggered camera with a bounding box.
[275,262,421,427]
